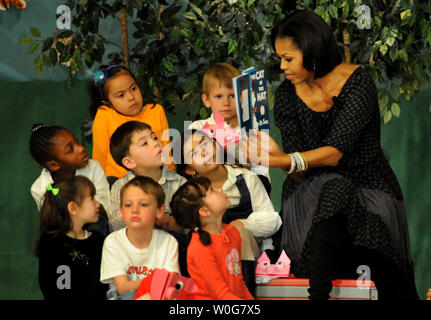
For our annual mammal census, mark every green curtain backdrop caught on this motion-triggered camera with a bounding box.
[0,80,429,299]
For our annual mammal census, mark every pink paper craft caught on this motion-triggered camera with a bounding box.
[255,250,291,277]
[134,268,198,300]
[200,111,241,148]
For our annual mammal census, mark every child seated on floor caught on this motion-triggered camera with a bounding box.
[100,176,180,300]
[30,123,110,236]
[108,120,186,232]
[170,177,254,300]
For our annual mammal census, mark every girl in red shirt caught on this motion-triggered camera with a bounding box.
[170,177,254,300]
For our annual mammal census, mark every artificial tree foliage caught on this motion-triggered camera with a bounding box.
[22,0,431,123]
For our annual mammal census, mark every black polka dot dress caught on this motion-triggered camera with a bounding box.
[273,66,415,284]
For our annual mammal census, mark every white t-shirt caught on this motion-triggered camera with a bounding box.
[30,159,111,215]
[100,228,179,294]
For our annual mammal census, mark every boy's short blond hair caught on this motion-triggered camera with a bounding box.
[202,63,240,95]
[120,176,165,208]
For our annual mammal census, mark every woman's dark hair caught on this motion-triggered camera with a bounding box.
[29,123,66,168]
[34,176,96,257]
[271,10,342,78]
[87,65,145,119]
[170,177,212,246]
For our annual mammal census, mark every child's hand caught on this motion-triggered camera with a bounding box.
[155,214,180,232]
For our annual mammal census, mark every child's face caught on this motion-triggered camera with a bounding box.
[183,132,221,176]
[202,82,238,126]
[125,129,164,170]
[74,189,100,224]
[105,72,144,116]
[50,129,89,171]
[202,185,230,217]
[120,186,163,229]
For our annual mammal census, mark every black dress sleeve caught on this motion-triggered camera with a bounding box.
[322,67,378,155]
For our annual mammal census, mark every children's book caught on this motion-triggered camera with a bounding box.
[233,67,269,139]
[232,72,252,140]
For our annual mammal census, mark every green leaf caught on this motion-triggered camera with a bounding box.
[399,49,408,62]
[164,61,175,73]
[385,37,395,47]
[248,0,257,7]
[428,31,431,46]
[184,11,197,21]
[30,27,41,38]
[49,49,58,66]
[42,54,51,67]
[21,36,31,45]
[390,27,400,39]
[390,82,400,101]
[194,39,203,53]
[389,47,398,61]
[227,39,237,55]
[391,103,400,117]
[374,15,381,28]
[42,37,54,52]
[379,44,388,56]
[328,5,338,19]
[383,110,392,124]
[379,94,389,113]
[29,42,39,54]
[400,9,411,21]
[33,56,43,75]
[342,2,349,18]
[314,6,325,16]
[189,3,203,18]
[57,30,74,39]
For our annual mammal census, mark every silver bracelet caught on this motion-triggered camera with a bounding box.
[287,153,297,174]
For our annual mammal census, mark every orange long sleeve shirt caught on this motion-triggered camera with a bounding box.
[186,224,254,300]
[92,104,174,178]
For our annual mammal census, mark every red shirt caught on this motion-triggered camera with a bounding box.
[187,224,254,300]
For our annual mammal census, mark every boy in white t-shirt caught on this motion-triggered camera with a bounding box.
[100,176,179,299]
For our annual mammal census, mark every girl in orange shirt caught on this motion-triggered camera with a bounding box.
[88,65,173,181]
[170,177,254,300]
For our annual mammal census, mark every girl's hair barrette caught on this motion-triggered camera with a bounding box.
[46,184,59,196]
[92,65,121,99]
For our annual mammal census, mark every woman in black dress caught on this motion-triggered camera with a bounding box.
[245,10,418,300]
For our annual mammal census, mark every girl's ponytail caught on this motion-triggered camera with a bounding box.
[170,177,213,246]
[195,228,211,246]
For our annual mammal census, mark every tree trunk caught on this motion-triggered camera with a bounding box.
[342,28,351,64]
[120,7,130,69]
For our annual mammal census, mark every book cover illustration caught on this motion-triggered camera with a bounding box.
[233,67,269,140]
[232,72,253,140]
[242,67,269,131]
